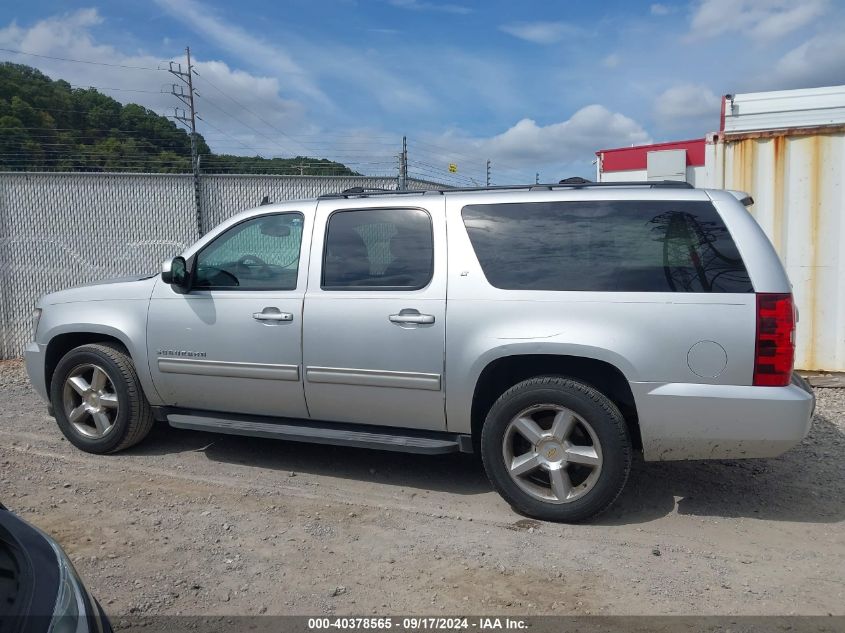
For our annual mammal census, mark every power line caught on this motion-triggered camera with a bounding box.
[406,165,473,187]
[3,109,399,163]
[167,47,201,235]
[408,159,478,184]
[196,71,405,158]
[0,106,167,117]
[196,71,311,155]
[0,47,164,71]
[195,117,261,155]
[408,138,527,176]
[4,130,382,171]
[3,47,468,180]
[196,103,393,164]
[196,97,292,156]
[406,146,488,180]
[70,85,164,94]
[408,172,469,188]
[3,126,191,135]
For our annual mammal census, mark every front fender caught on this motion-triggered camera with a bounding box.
[36,300,162,405]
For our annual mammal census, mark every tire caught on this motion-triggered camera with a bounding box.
[49,343,155,454]
[480,376,631,523]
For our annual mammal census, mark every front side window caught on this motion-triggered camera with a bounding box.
[461,200,753,293]
[194,213,304,290]
[322,208,433,290]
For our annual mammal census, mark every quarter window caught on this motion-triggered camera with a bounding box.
[194,213,304,290]
[322,208,433,290]
[461,200,753,293]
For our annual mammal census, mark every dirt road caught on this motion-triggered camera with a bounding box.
[1,360,843,616]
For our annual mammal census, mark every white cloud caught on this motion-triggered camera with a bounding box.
[428,105,650,176]
[0,10,168,110]
[689,0,828,41]
[499,21,580,44]
[387,0,471,14]
[653,83,721,131]
[768,29,845,89]
[154,0,437,117]
[0,9,311,157]
[0,4,657,181]
[152,0,327,106]
[650,3,673,15]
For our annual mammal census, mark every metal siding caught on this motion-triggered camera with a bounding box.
[598,164,707,186]
[597,138,706,171]
[723,85,845,133]
[646,149,687,181]
[0,172,439,358]
[713,131,845,371]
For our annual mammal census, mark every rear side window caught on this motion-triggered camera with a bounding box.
[322,208,433,290]
[461,200,753,293]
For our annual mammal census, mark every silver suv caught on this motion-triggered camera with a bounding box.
[25,181,815,522]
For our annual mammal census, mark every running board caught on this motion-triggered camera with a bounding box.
[166,413,472,455]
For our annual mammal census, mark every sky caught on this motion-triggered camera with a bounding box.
[2,0,844,185]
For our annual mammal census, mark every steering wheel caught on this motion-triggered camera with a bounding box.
[236,254,273,278]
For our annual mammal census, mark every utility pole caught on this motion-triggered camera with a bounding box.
[486,160,491,187]
[397,136,408,190]
[169,46,202,236]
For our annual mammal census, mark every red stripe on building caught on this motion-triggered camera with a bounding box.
[597,138,706,172]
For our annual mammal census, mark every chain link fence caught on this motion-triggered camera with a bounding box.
[0,172,442,358]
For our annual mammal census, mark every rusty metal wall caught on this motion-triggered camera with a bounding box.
[709,130,845,371]
[0,172,441,359]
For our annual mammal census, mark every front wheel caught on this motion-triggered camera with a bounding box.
[481,376,631,522]
[50,343,155,454]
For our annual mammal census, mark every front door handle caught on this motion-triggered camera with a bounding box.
[389,309,435,325]
[253,308,293,322]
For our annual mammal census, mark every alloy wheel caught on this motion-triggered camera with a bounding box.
[502,404,603,504]
[62,364,120,439]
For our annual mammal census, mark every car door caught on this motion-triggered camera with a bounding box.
[302,198,447,430]
[146,208,311,418]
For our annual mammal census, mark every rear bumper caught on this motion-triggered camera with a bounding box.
[24,341,49,403]
[632,373,815,461]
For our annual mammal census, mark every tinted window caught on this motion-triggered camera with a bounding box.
[194,213,303,290]
[322,208,433,290]
[461,200,753,293]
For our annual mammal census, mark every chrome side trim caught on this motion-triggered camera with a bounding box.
[158,358,300,381]
[305,366,441,391]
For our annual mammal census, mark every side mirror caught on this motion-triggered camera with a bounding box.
[161,256,189,289]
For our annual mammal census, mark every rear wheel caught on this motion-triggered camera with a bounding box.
[50,343,155,454]
[481,376,631,522]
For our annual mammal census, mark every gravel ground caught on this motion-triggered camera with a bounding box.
[1,359,843,616]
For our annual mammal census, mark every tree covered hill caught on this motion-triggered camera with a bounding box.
[0,63,356,175]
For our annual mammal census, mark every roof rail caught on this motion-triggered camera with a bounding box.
[318,180,694,199]
[343,186,393,194]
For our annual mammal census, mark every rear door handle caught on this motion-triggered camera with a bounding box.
[389,309,435,325]
[253,308,293,322]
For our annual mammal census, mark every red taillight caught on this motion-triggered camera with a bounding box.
[753,293,795,386]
